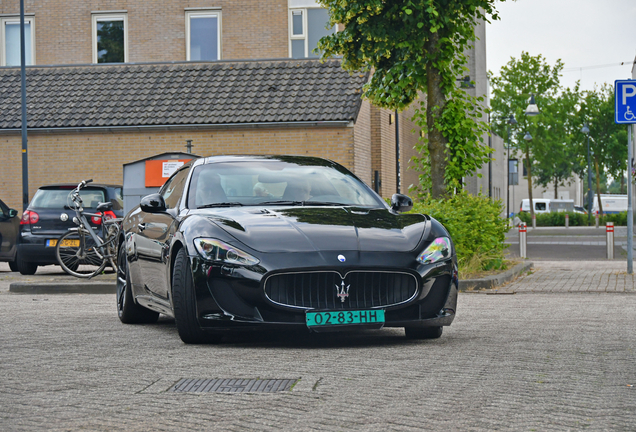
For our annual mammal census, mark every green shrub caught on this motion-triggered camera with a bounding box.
[517,211,627,226]
[409,192,510,272]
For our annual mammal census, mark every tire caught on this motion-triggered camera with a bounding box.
[404,326,443,340]
[116,243,159,324]
[56,230,107,278]
[172,248,221,344]
[8,260,18,272]
[16,252,37,275]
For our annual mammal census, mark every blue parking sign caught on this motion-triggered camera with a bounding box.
[615,80,636,124]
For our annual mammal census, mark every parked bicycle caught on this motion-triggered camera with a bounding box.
[55,179,122,278]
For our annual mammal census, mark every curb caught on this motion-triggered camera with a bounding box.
[9,281,116,295]
[459,261,533,291]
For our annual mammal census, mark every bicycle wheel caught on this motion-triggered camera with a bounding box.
[56,230,107,278]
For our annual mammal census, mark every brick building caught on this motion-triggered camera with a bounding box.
[0,0,485,211]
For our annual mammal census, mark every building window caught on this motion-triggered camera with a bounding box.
[289,5,335,59]
[92,13,127,64]
[186,10,221,61]
[1,16,35,66]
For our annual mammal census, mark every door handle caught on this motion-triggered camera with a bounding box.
[138,223,146,231]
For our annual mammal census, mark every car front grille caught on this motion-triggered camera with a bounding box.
[263,270,418,310]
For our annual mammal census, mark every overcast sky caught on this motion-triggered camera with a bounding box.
[486,0,636,93]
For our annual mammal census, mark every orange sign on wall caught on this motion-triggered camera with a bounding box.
[145,159,192,187]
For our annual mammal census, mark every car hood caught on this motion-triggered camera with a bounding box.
[200,206,427,253]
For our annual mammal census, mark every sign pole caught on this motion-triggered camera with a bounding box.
[628,125,633,274]
[614,80,636,274]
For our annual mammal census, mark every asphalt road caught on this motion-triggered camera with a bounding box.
[0,261,635,431]
[505,226,632,261]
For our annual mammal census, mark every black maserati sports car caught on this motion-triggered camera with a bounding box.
[117,155,458,344]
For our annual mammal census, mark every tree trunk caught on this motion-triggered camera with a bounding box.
[525,147,534,221]
[425,32,448,199]
[621,174,625,194]
[554,175,558,199]
[594,157,603,216]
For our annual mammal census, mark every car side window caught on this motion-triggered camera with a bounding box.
[161,168,190,209]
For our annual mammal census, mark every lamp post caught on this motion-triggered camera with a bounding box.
[582,124,592,224]
[505,114,517,218]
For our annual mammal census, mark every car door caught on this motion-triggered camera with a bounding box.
[0,199,19,261]
[136,167,190,300]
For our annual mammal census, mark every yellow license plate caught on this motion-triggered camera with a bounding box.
[47,239,80,247]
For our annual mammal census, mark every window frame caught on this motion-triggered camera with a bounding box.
[288,7,335,59]
[1,15,36,66]
[91,12,128,64]
[185,10,222,61]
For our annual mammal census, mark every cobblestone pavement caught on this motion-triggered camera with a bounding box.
[485,260,636,294]
[1,262,636,431]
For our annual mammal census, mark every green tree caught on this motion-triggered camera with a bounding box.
[574,84,627,215]
[532,85,581,198]
[490,52,563,221]
[317,0,503,198]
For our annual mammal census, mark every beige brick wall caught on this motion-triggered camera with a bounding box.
[0,126,355,211]
[352,100,371,186]
[0,0,289,65]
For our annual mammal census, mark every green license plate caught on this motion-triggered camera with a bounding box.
[306,310,385,327]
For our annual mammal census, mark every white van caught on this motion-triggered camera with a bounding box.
[520,198,575,214]
[592,194,627,214]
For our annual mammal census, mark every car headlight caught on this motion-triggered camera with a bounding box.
[194,238,260,266]
[417,237,452,264]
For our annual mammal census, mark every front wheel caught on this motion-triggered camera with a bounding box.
[8,260,18,272]
[116,243,159,324]
[172,248,221,344]
[404,326,443,340]
[56,230,107,278]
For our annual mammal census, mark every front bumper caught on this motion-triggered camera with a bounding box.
[189,252,458,332]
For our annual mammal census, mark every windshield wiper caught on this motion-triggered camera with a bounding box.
[258,200,305,206]
[197,202,244,209]
[303,201,345,206]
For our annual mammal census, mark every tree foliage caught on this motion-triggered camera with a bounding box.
[574,84,627,214]
[490,52,565,218]
[317,0,502,197]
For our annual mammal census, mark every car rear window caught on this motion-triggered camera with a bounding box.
[30,188,106,209]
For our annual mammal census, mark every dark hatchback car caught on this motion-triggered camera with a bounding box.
[117,155,458,344]
[0,198,20,271]
[17,183,123,274]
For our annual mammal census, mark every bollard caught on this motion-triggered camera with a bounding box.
[565,213,569,228]
[519,222,527,258]
[532,213,536,229]
[595,213,599,228]
[606,222,614,259]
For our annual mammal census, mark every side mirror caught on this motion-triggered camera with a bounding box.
[8,208,18,218]
[140,194,167,213]
[96,202,113,212]
[390,194,413,213]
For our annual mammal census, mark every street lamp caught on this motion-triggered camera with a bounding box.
[525,94,540,116]
[582,123,592,224]
[505,114,518,218]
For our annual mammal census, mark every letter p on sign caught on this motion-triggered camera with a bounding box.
[623,84,636,105]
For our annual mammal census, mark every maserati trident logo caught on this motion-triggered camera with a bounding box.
[335,280,350,303]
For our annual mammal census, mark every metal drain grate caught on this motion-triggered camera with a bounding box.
[169,378,298,393]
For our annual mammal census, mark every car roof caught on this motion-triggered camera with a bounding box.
[196,154,338,167]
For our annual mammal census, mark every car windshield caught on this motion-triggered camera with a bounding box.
[30,188,106,209]
[187,159,384,209]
